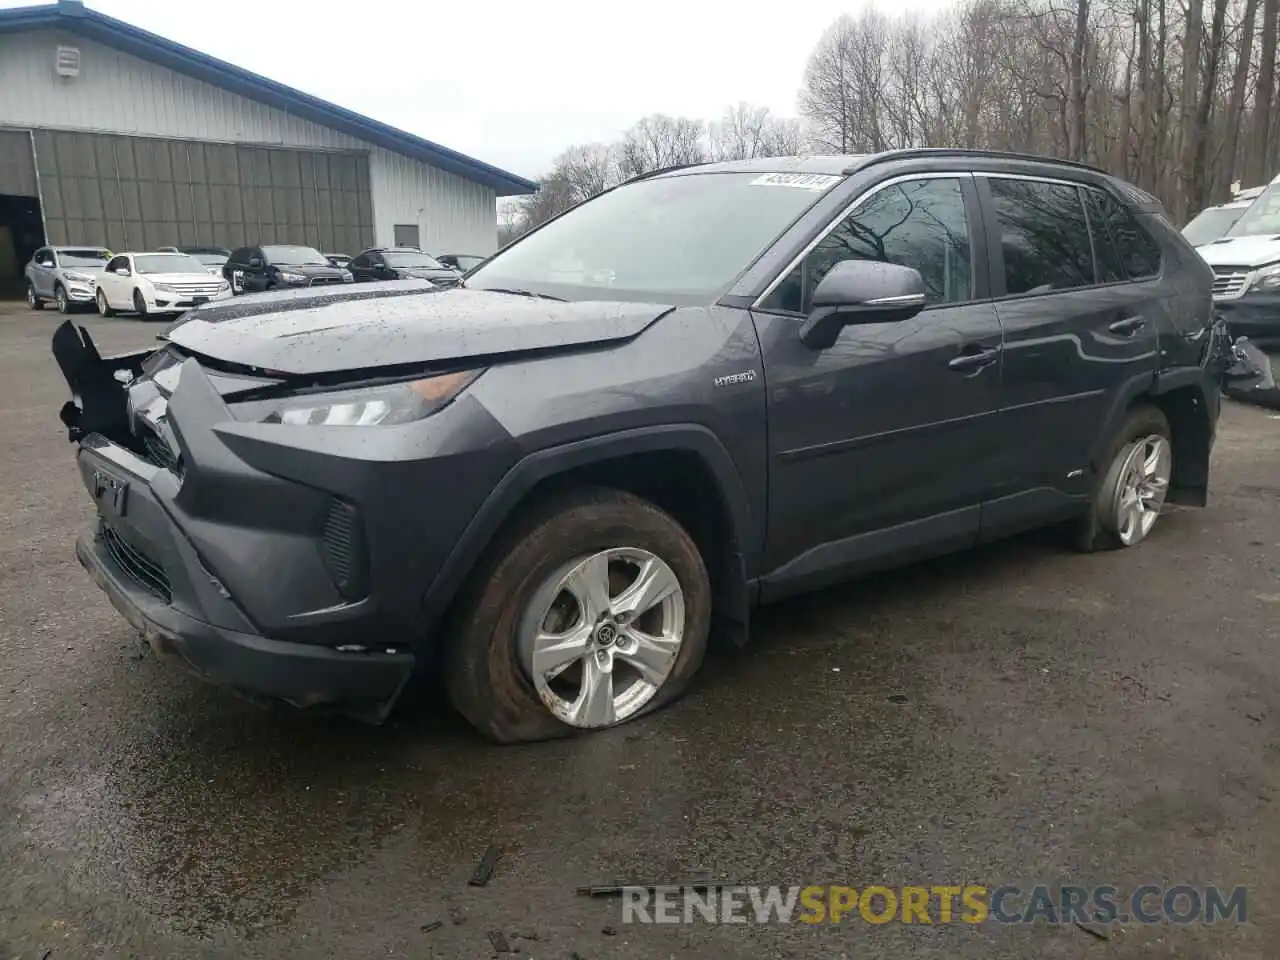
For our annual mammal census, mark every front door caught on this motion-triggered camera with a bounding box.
[31,248,55,297]
[754,174,1005,599]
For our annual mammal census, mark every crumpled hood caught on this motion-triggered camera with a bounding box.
[164,283,674,375]
[1196,233,1280,268]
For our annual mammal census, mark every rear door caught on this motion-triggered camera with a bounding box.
[978,174,1160,536]
[30,247,55,297]
[350,251,378,282]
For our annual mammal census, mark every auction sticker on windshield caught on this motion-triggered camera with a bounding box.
[751,173,842,190]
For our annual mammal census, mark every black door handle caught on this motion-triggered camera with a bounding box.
[949,346,1001,372]
[1109,314,1147,335]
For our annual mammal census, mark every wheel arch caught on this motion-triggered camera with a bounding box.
[1092,368,1215,508]
[422,425,759,647]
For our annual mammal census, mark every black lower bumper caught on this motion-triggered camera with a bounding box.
[76,524,415,721]
[1216,295,1280,344]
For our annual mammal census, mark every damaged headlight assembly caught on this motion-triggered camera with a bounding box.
[230,369,483,426]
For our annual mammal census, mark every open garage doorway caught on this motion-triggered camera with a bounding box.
[0,130,44,299]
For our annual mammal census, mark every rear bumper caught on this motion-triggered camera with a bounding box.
[76,525,414,719]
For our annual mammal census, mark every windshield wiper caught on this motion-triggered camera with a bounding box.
[468,285,566,302]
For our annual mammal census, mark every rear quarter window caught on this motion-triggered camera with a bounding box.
[1088,189,1161,279]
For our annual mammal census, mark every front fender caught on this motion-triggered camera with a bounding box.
[419,424,758,633]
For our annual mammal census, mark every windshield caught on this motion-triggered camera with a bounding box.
[1226,183,1280,237]
[1182,207,1247,246]
[383,250,446,269]
[134,254,208,274]
[263,245,330,266]
[467,171,843,299]
[57,249,110,267]
[452,255,484,270]
[190,253,228,266]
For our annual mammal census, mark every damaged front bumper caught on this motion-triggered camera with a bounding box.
[73,435,415,720]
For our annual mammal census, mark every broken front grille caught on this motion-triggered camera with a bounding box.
[102,523,171,602]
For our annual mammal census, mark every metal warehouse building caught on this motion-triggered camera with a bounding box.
[0,0,536,285]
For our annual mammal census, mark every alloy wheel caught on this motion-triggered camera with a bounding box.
[1111,434,1172,546]
[518,548,685,729]
[56,288,68,313]
[26,285,36,308]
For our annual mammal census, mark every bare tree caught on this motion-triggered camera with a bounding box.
[618,114,706,177]
[1246,0,1278,184]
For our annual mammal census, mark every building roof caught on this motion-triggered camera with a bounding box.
[0,0,538,196]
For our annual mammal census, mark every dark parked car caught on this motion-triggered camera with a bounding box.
[437,253,485,272]
[349,247,462,287]
[222,244,353,294]
[52,150,1233,743]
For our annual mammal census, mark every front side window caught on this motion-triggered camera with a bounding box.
[261,244,329,266]
[105,256,127,273]
[762,177,973,314]
[350,253,370,269]
[989,178,1094,295]
[56,248,111,268]
[467,171,843,301]
[228,247,251,265]
[34,247,52,266]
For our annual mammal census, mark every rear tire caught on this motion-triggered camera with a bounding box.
[1072,404,1172,552]
[444,488,711,744]
[96,289,116,318]
[26,282,43,310]
[132,288,148,317]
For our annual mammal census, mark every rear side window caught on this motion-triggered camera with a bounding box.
[1086,188,1161,279]
[1081,188,1126,283]
[988,178,1094,295]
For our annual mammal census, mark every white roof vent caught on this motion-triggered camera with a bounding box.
[55,45,81,78]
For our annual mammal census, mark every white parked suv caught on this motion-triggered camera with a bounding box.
[1196,172,1280,344]
[95,251,232,318]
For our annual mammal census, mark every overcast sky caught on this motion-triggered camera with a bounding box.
[3,0,957,180]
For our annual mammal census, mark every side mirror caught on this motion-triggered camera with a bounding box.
[798,261,928,350]
[248,257,262,269]
[115,267,131,277]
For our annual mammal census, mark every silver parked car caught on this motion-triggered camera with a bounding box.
[25,245,112,313]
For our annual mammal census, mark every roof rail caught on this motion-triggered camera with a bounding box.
[843,148,1109,177]
[618,162,711,186]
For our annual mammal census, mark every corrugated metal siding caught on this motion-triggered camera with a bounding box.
[0,30,498,253]
[370,149,498,255]
[0,130,37,196]
[32,130,374,252]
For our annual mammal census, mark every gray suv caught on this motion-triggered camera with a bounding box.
[26,245,112,313]
[51,150,1230,743]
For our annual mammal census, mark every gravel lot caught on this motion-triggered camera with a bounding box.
[1,300,1278,959]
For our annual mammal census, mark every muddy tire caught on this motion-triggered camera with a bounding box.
[444,488,711,744]
[1072,404,1172,552]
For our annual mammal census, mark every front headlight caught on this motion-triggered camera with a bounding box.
[279,271,307,283]
[154,283,176,293]
[230,370,483,426]
[64,271,94,285]
[340,269,353,280]
[1249,262,1280,293]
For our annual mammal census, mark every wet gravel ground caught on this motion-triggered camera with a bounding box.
[1,301,1279,959]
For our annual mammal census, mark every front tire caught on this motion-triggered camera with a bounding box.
[96,289,116,317]
[1073,405,1172,552]
[444,488,711,744]
[132,288,148,317]
[26,282,43,310]
[54,283,69,314]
